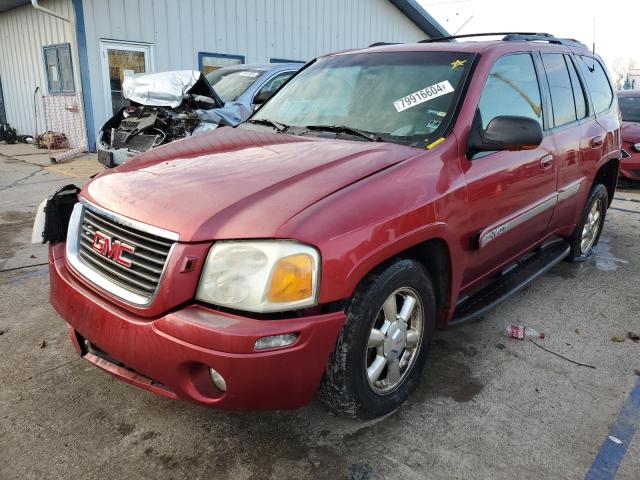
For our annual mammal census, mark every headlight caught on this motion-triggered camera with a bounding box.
[196,240,320,313]
[632,143,640,152]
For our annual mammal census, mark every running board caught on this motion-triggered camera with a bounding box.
[448,238,570,327]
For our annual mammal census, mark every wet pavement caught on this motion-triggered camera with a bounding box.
[1,147,639,479]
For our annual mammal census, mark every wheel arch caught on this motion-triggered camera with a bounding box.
[592,158,620,206]
[346,235,454,328]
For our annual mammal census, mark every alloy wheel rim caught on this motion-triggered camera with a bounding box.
[365,287,424,395]
[580,199,602,255]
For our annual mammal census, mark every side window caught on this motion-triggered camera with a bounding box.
[566,55,587,119]
[255,72,294,100]
[541,53,577,126]
[478,54,543,129]
[43,44,75,94]
[577,56,614,114]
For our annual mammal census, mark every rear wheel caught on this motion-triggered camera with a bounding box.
[319,259,436,418]
[566,184,608,262]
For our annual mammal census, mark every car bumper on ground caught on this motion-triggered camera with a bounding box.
[48,243,346,410]
[621,147,640,180]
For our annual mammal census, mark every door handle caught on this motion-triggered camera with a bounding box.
[591,135,604,148]
[539,154,554,170]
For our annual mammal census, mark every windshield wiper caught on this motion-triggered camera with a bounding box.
[247,118,289,133]
[304,125,382,142]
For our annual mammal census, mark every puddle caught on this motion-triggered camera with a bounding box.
[592,235,628,272]
[0,210,34,260]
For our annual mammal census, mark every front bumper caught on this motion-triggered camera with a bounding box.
[621,147,640,180]
[49,243,345,410]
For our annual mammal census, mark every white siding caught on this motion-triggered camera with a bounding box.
[82,0,426,134]
[0,0,79,136]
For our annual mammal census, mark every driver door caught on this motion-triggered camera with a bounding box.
[460,53,558,288]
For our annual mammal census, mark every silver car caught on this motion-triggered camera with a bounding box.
[97,63,301,167]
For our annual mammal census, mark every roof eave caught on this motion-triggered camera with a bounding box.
[388,0,449,39]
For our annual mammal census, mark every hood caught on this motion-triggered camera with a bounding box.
[621,121,640,144]
[123,70,224,108]
[83,127,421,242]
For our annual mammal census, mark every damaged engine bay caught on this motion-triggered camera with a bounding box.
[97,70,245,167]
[101,98,215,154]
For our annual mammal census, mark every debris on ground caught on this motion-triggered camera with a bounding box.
[496,343,506,350]
[627,332,640,343]
[575,329,580,335]
[612,336,626,343]
[634,369,640,376]
[608,436,623,445]
[39,340,47,348]
[0,330,4,336]
[529,340,596,369]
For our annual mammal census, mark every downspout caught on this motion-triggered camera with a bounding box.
[31,0,92,152]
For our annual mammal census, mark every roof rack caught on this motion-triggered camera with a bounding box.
[418,32,588,49]
[368,42,400,47]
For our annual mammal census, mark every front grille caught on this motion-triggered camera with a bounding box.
[77,207,174,301]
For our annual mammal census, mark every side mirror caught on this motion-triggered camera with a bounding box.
[468,114,543,157]
[253,89,273,106]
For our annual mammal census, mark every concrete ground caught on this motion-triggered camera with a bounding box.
[1,143,639,479]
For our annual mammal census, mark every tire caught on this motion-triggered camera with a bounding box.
[566,184,609,262]
[318,258,436,419]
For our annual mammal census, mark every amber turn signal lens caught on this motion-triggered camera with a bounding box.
[267,254,314,303]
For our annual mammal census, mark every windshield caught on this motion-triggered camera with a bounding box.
[252,51,474,146]
[205,69,266,101]
[619,95,640,122]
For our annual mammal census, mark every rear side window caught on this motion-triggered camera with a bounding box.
[566,56,587,119]
[577,56,614,113]
[541,53,576,126]
[478,53,543,129]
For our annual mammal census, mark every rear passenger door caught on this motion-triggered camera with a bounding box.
[538,52,596,232]
[461,53,558,288]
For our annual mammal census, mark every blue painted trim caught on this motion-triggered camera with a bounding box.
[72,0,96,152]
[388,0,449,38]
[197,51,245,71]
[270,58,305,64]
[585,377,640,479]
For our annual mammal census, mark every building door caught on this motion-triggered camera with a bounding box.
[100,40,153,117]
[0,76,6,124]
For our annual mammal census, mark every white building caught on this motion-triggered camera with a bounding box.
[0,0,447,152]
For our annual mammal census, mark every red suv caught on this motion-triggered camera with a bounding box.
[43,33,621,418]
[618,90,640,181]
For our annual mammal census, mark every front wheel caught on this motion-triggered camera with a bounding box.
[566,184,609,262]
[318,259,436,418]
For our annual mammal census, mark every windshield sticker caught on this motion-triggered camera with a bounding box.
[428,109,447,117]
[427,120,441,129]
[451,59,467,69]
[238,71,259,77]
[393,80,454,113]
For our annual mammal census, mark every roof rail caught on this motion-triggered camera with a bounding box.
[368,42,400,47]
[418,32,588,49]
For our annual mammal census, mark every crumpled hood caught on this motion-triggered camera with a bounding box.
[83,127,421,242]
[123,70,224,108]
[621,121,640,144]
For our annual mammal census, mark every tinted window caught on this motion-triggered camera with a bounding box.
[542,53,577,126]
[478,54,543,129]
[566,55,587,119]
[577,56,614,113]
[619,96,640,122]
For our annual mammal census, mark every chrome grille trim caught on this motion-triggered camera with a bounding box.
[66,202,178,306]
